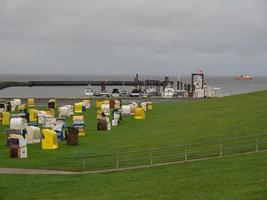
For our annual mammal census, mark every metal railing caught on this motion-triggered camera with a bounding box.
[59,134,267,171]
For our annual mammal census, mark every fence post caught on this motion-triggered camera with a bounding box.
[184,145,188,161]
[82,158,86,171]
[220,142,223,157]
[150,150,153,166]
[116,154,119,169]
[256,138,259,152]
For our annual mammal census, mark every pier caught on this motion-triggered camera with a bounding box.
[0,74,175,91]
[0,80,166,90]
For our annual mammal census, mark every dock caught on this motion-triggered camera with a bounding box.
[0,79,173,90]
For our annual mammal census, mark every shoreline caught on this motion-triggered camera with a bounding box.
[0,96,199,106]
[1,89,266,100]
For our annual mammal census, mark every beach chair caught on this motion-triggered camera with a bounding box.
[2,112,10,125]
[135,107,145,120]
[41,129,58,150]
[66,127,79,145]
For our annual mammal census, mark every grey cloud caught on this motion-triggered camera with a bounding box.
[0,0,267,75]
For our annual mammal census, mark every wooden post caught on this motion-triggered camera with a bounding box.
[220,142,223,157]
[116,154,119,169]
[184,145,188,161]
[256,138,259,152]
[150,150,153,166]
[82,158,86,171]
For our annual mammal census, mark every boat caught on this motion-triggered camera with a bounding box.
[145,86,157,97]
[120,89,128,97]
[162,84,175,98]
[162,87,175,98]
[235,73,253,80]
[84,85,94,97]
[94,90,109,97]
[93,91,101,97]
[100,90,109,97]
[142,91,148,98]
[111,88,120,98]
[120,77,128,97]
[130,89,141,97]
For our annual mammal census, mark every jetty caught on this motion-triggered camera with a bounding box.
[0,74,172,91]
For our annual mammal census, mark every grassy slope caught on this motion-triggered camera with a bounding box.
[0,91,267,169]
[0,91,267,199]
[0,152,267,200]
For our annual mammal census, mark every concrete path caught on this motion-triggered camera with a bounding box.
[0,168,78,175]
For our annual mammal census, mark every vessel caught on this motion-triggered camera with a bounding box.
[120,89,128,97]
[162,84,175,98]
[111,88,120,98]
[84,85,94,97]
[145,86,157,97]
[235,73,253,80]
[100,90,110,97]
[130,89,141,97]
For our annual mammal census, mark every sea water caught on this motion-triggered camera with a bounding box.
[0,74,266,98]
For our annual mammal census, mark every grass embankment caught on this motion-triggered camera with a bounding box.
[0,91,267,200]
[0,91,267,170]
[0,152,267,200]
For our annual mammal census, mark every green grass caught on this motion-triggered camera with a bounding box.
[0,91,267,170]
[0,152,267,200]
[1,91,267,199]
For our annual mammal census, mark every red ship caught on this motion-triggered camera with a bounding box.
[235,73,253,80]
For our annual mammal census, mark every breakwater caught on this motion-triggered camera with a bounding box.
[0,80,169,90]
[0,81,141,90]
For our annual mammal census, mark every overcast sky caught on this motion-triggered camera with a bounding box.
[0,0,266,76]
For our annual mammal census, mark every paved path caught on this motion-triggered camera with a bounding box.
[0,168,78,175]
